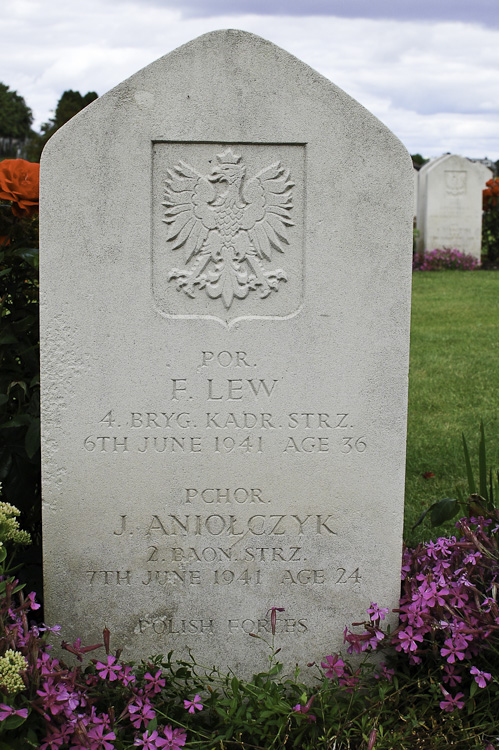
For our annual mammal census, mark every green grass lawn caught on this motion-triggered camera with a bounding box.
[404,270,499,546]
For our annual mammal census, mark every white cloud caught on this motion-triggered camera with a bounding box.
[2,1,499,159]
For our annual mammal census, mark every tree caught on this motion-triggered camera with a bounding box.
[411,154,428,169]
[28,89,98,162]
[49,89,98,131]
[0,83,33,157]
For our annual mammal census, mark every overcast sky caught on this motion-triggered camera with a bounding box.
[3,0,499,159]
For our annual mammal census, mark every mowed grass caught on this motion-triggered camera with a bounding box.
[404,270,499,546]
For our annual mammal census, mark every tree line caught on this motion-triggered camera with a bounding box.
[0,83,98,162]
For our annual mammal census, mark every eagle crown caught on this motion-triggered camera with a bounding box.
[209,149,246,184]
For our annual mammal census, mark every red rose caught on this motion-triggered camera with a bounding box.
[0,159,39,218]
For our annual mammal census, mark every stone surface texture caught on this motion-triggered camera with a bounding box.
[416,154,492,258]
[40,30,413,676]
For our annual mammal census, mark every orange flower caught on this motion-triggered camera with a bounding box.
[0,159,39,218]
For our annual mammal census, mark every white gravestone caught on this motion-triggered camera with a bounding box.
[416,154,492,259]
[40,30,413,676]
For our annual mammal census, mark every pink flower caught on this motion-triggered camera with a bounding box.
[293,696,316,723]
[320,654,345,679]
[440,636,467,664]
[144,669,166,694]
[396,626,424,653]
[121,664,136,687]
[339,671,361,693]
[0,703,28,721]
[87,723,117,749]
[27,591,40,610]
[367,602,389,622]
[162,725,187,749]
[184,694,203,713]
[442,664,462,687]
[128,697,156,730]
[439,686,465,712]
[470,666,492,688]
[134,729,168,748]
[95,655,122,681]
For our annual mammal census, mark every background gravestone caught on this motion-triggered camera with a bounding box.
[416,154,492,258]
[40,30,413,676]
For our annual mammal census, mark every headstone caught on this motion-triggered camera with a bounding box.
[416,154,492,258]
[40,30,413,676]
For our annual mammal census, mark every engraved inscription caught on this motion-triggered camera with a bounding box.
[164,149,294,309]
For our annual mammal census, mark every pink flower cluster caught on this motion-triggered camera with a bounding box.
[335,515,499,713]
[0,581,202,748]
[413,248,478,271]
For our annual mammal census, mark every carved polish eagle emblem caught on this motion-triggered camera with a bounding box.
[163,149,294,309]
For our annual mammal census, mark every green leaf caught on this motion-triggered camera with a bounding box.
[478,421,488,503]
[0,414,31,429]
[469,679,478,699]
[430,497,459,527]
[15,248,39,268]
[0,331,18,345]
[0,547,6,563]
[1,712,28,731]
[412,505,432,530]
[24,418,40,459]
[462,432,476,495]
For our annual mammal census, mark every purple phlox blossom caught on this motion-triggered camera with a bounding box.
[470,666,492,688]
[86,723,117,750]
[121,664,136,687]
[184,694,203,713]
[320,654,345,679]
[37,679,72,716]
[40,721,74,749]
[439,685,465,712]
[339,670,360,693]
[292,695,316,722]
[343,628,378,654]
[144,669,166,695]
[463,551,482,566]
[37,623,62,634]
[449,583,469,608]
[128,696,156,730]
[414,579,449,609]
[442,664,462,686]
[440,636,467,664]
[134,729,168,748]
[426,537,455,558]
[53,685,81,717]
[373,663,395,682]
[395,626,424,653]
[26,591,40,610]
[162,725,187,750]
[0,703,28,721]
[432,559,452,575]
[95,654,123,681]
[39,735,64,750]
[37,652,60,675]
[367,602,389,622]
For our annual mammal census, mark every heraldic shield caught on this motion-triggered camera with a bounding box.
[152,142,304,326]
